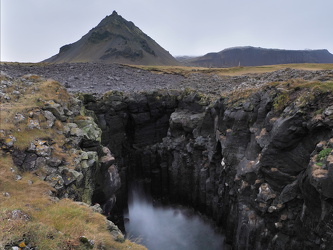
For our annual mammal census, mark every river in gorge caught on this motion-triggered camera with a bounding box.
[124,183,228,250]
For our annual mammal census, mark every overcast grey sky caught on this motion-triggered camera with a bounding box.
[1,0,333,62]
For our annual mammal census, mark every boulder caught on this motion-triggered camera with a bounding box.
[43,100,67,121]
[106,220,125,242]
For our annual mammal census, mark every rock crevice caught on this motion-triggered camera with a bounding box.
[2,67,333,249]
[84,80,333,249]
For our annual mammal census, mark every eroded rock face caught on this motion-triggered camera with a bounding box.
[82,91,179,213]
[4,67,333,249]
[84,80,333,249]
[0,74,121,216]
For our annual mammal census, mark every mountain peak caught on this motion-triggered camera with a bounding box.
[43,12,179,65]
[97,10,127,28]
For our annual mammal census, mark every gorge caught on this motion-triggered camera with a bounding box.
[80,78,333,249]
[1,64,333,249]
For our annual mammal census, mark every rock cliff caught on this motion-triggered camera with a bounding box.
[0,73,145,249]
[1,64,333,249]
[81,70,333,249]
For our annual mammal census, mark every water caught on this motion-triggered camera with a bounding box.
[124,184,227,250]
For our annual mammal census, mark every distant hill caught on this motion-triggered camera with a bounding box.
[182,46,333,67]
[174,56,197,63]
[44,11,179,66]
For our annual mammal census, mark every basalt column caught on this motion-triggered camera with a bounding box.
[82,91,179,207]
[82,84,333,250]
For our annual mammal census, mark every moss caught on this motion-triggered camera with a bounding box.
[314,108,324,115]
[226,88,258,107]
[317,148,332,162]
[12,129,52,151]
[179,88,213,106]
[273,92,290,112]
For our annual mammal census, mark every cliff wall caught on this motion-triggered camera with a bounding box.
[1,66,333,249]
[83,74,333,249]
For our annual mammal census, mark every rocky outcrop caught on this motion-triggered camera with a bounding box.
[146,88,333,249]
[81,90,180,214]
[0,74,121,216]
[82,71,333,249]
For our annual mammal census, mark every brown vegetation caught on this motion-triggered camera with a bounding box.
[130,63,333,77]
[0,75,146,249]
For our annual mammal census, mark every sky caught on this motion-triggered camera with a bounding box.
[1,0,333,62]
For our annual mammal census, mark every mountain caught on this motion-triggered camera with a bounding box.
[174,55,197,63]
[44,11,179,66]
[182,46,333,67]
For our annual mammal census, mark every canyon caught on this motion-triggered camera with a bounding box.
[81,74,333,249]
[1,63,333,249]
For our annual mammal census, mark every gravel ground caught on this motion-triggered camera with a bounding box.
[0,63,184,94]
[1,62,333,96]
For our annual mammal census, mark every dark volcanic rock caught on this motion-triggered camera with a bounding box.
[43,11,179,66]
[82,75,333,249]
[2,64,333,249]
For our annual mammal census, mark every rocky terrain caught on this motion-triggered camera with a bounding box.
[2,62,332,95]
[0,72,146,249]
[183,46,333,67]
[1,63,184,94]
[1,62,333,249]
